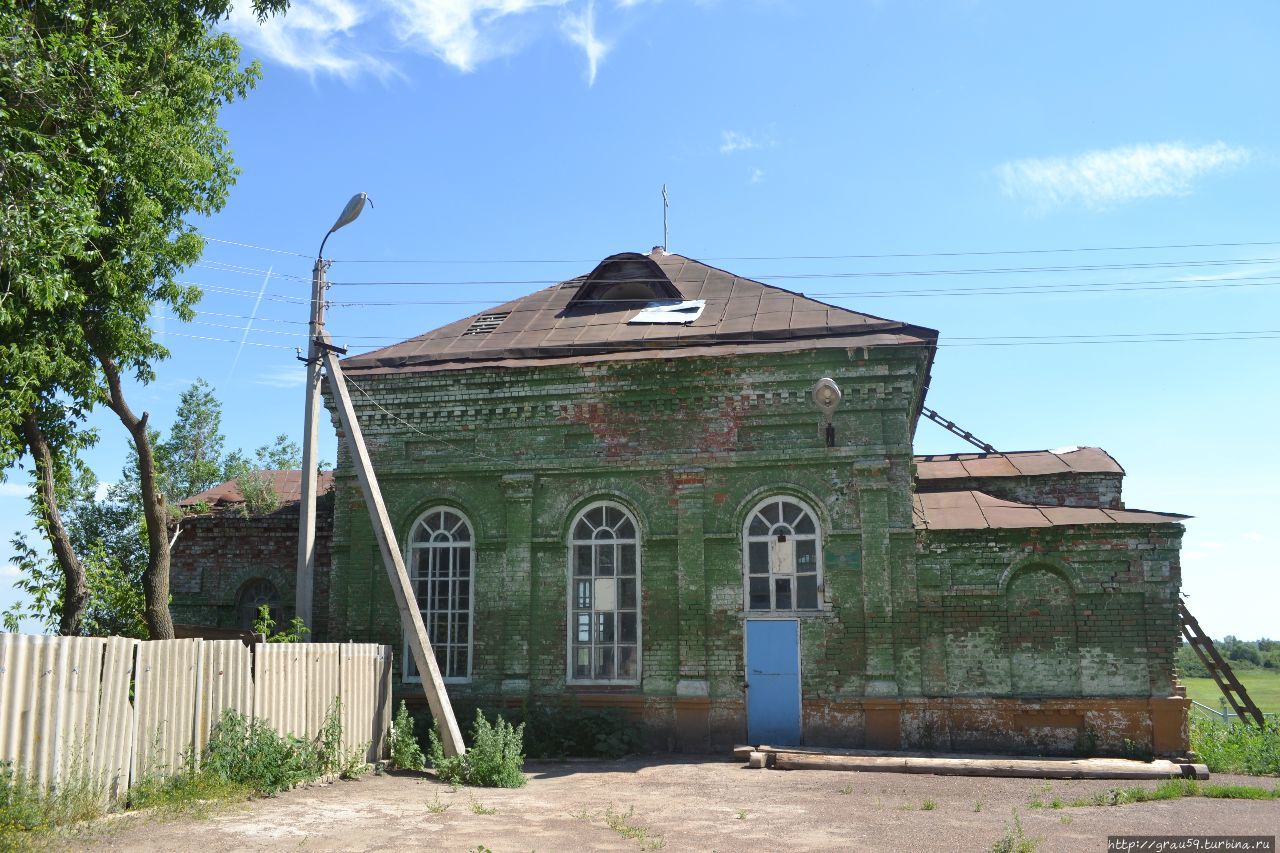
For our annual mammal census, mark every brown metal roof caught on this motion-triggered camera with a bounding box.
[178,469,335,509]
[914,447,1123,480]
[913,490,1187,530]
[341,249,938,373]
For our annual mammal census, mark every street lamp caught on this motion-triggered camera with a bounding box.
[297,192,371,634]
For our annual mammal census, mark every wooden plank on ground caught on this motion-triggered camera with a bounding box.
[768,751,1208,780]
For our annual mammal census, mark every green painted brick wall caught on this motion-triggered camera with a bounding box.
[321,341,1182,722]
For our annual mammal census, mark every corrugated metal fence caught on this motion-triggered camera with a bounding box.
[0,634,393,801]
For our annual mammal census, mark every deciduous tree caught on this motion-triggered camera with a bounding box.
[0,0,288,637]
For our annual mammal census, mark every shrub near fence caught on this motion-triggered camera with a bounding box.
[0,634,393,802]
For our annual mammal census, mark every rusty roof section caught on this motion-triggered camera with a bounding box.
[914,447,1123,480]
[913,490,1187,530]
[341,249,938,373]
[178,469,335,509]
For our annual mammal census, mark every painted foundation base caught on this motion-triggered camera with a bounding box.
[401,692,1189,758]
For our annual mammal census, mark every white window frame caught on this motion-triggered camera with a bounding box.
[403,506,474,684]
[566,500,642,686]
[742,495,823,613]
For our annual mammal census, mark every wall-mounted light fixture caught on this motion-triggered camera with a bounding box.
[813,377,842,448]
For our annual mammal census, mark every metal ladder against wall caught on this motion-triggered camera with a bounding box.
[1179,600,1266,727]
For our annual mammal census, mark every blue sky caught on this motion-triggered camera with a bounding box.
[3,0,1277,641]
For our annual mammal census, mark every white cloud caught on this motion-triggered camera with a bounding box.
[720,130,758,154]
[562,0,610,86]
[0,483,30,498]
[231,0,626,84]
[749,167,765,184]
[227,0,395,79]
[998,142,1251,211]
[389,0,569,72]
[93,481,113,502]
[255,365,308,389]
[0,563,19,579]
[1243,532,1265,542]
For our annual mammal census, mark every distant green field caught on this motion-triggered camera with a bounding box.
[1183,670,1280,716]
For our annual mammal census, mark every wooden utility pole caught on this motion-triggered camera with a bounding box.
[318,330,466,756]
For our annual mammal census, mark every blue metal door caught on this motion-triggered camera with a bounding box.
[745,619,801,745]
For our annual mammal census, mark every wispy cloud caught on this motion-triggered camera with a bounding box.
[720,130,758,154]
[998,142,1251,211]
[562,0,610,86]
[0,483,30,498]
[230,0,629,85]
[0,563,20,579]
[389,0,569,73]
[255,364,308,389]
[226,0,395,80]
[749,167,765,184]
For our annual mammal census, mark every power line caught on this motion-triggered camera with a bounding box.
[148,325,1280,353]
[181,269,1280,311]
[322,239,1280,265]
[324,275,1280,308]
[322,256,1280,288]
[203,235,311,259]
[195,262,310,283]
[159,330,295,350]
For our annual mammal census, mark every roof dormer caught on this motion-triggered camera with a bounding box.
[566,252,683,307]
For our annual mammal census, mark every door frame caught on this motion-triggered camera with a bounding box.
[743,616,803,745]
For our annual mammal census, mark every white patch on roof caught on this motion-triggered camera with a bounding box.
[629,299,706,325]
[1049,445,1082,455]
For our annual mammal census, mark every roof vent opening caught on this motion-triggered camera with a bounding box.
[461,311,510,336]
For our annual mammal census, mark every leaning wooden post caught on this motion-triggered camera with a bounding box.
[318,331,466,756]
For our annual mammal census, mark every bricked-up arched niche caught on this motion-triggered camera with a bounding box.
[237,578,281,631]
[1006,566,1081,696]
[404,507,474,683]
[742,496,823,612]
[567,501,641,685]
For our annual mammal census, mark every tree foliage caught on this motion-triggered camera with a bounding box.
[3,460,147,637]
[157,378,226,506]
[0,0,288,637]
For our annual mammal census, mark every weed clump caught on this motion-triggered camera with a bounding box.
[0,761,103,848]
[428,710,527,788]
[1190,717,1280,776]
[991,810,1039,853]
[389,701,426,771]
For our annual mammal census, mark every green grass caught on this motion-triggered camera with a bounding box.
[1189,717,1280,776]
[1183,670,1280,715]
[604,804,665,850]
[2,704,366,849]
[1066,778,1280,808]
[991,810,1039,853]
[1,763,104,850]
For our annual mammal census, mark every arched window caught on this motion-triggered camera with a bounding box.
[743,496,822,612]
[405,507,473,683]
[1007,567,1080,696]
[568,502,640,684]
[237,578,281,630]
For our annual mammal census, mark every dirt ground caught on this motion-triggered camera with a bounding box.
[79,757,1278,852]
